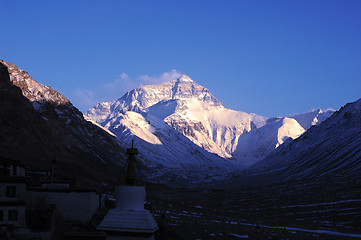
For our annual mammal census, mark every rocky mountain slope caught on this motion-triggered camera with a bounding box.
[241,98,361,185]
[0,60,126,187]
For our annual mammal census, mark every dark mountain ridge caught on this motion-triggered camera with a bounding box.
[0,60,126,188]
[222,97,361,189]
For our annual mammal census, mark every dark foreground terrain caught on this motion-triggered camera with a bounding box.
[146,173,361,239]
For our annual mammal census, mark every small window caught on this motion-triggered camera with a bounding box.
[0,210,3,221]
[6,186,16,197]
[0,165,10,176]
[8,210,18,221]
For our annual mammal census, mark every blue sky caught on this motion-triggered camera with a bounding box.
[1,0,360,117]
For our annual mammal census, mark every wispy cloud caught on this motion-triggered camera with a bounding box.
[138,69,182,85]
[103,73,138,94]
[73,89,98,112]
[102,69,182,96]
[73,70,183,113]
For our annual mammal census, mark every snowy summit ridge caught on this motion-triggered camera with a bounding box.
[87,74,223,126]
[177,74,194,83]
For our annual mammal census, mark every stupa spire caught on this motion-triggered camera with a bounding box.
[125,140,138,186]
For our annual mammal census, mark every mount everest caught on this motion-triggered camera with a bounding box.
[86,74,334,181]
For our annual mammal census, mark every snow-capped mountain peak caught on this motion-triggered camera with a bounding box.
[87,74,223,123]
[87,75,267,163]
[170,75,222,107]
[86,74,336,180]
[290,108,335,130]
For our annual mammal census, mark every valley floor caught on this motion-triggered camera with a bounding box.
[146,173,361,239]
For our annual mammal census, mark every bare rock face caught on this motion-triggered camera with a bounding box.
[0,60,126,188]
[0,61,53,160]
[1,60,69,105]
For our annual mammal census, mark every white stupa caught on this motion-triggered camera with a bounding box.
[97,141,158,239]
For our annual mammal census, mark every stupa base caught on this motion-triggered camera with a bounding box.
[97,209,158,235]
